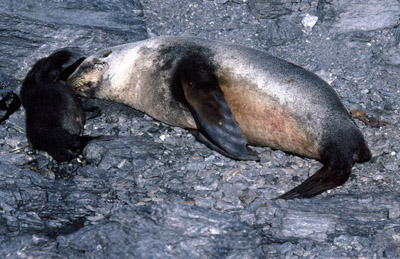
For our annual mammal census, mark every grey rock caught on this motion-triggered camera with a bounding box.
[316,0,337,22]
[384,244,400,259]
[56,203,264,258]
[381,46,400,66]
[302,14,319,31]
[0,0,399,258]
[257,16,304,46]
[329,0,400,32]
[0,71,13,89]
[0,153,31,166]
[0,0,148,79]
[274,210,336,242]
[248,0,293,19]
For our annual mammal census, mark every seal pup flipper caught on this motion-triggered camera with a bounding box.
[278,164,352,199]
[178,56,259,161]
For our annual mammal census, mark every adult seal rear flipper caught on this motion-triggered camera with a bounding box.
[277,164,352,199]
[179,56,259,161]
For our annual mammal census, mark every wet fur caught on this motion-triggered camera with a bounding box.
[20,48,96,162]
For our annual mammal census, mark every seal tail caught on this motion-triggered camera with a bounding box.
[277,164,352,199]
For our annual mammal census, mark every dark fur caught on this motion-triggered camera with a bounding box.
[20,48,95,162]
[177,53,259,160]
[0,91,21,124]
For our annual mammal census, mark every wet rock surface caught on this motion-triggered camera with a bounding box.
[0,0,400,258]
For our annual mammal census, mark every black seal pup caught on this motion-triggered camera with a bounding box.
[67,36,372,198]
[20,48,97,162]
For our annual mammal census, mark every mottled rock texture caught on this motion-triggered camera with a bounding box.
[0,0,399,258]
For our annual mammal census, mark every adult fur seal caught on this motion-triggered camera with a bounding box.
[20,48,98,162]
[67,36,372,198]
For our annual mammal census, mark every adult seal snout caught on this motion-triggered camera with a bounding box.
[67,36,372,198]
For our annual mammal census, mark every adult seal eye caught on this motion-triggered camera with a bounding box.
[68,36,372,199]
[94,62,107,71]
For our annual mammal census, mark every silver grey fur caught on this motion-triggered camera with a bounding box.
[68,36,360,159]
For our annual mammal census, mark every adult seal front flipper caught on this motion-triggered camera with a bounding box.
[189,129,260,161]
[277,164,352,199]
[186,91,259,161]
[179,56,259,161]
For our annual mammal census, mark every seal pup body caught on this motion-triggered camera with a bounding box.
[20,48,97,162]
[68,36,371,198]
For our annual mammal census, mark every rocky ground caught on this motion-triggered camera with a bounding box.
[0,0,399,258]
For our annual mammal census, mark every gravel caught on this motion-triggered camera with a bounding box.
[0,0,399,258]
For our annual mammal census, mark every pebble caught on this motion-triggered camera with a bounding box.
[301,14,318,31]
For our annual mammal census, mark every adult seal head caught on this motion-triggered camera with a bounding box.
[67,36,372,199]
